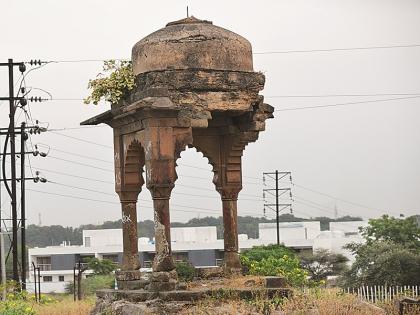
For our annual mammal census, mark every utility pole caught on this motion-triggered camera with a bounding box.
[1,59,47,290]
[263,171,293,245]
[7,59,19,284]
[20,122,27,290]
[0,229,7,301]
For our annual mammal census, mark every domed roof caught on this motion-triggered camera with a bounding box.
[132,16,253,75]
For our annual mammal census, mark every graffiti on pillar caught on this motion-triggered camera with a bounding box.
[122,213,132,224]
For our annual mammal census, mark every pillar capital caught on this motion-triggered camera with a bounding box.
[117,190,141,203]
[217,185,242,201]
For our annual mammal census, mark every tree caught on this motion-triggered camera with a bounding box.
[299,249,348,281]
[360,215,420,249]
[86,258,117,275]
[342,241,420,287]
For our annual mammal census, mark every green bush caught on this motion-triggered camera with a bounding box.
[241,244,295,262]
[65,274,115,296]
[176,261,196,282]
[85,257,118,275]
[240,244,313,287]
[0,290,35,315]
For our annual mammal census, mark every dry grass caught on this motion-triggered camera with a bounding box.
[33,295,95,315]
[281,289,385,315]
[180,297,254,315]
[379,300,420,315]
[181,288,394,315]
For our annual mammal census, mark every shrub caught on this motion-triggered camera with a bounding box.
[241,244,295,262]
[241,244,314,287]
[65,274,115,296]
[176,261,196,282]
[84,60,135,105]
[0,290,35,315]
[85,257,118,275]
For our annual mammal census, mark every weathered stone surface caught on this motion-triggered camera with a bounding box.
[135,69,264,93]
[176,282,187,290]
[159,289,209,301]
[150,270,178,282]
[96,289,158,302]
[195,266,223,279]
[115,270,142,281]
[132,17,253,75]
[265,276,288,288]
[117,279,149,290]
[148,279,177,292]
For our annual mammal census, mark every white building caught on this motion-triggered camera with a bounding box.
[259,221,321,243]
[27,221,367,293]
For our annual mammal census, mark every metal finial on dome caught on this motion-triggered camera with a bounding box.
[166,16,213,27]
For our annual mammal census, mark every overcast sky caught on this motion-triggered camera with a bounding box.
[0,0,419,227]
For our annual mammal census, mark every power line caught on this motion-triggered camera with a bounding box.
[38,43,420,64]
[47,126,107,131]
[47,131,113,149]
[26,188,262,217]
[37,144,113,164]
[176,162,261,182]
[253,43,420,54]
[27,165,114,184]
[266,93,420,98]
[48,156,113,173]
[274,95,420,112]
[288,182,382,213]
[47,180,261,213]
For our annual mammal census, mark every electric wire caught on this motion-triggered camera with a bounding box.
[274,95,420,112]
[26,188,263,217]
[39,43,420,64]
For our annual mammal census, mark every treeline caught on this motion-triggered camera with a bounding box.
[24,214,362,248]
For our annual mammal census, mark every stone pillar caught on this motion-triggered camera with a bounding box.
[151,191,174,272]
[113,132,145,288]
[143,126,178,273]
[120,196,141,271]
[220,189,242,273]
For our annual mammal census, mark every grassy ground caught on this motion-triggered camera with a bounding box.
[9,286,419,315]
[181,288,416,315]
[32,295,95,315]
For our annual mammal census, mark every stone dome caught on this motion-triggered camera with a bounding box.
[132,16,253,75]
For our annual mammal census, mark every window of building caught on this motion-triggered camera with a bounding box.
[172,252,188,263]
[84,237,91,247]
[58,275,64,282]
[36,256,51,271]
[43,276,52,282]
[102,254,118,263]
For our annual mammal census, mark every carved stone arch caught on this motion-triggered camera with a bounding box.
[120,135,146,198]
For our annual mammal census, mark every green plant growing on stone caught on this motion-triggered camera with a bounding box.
[175,261,196,282]
[84,60,135,105]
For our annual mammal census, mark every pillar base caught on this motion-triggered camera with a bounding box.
[147,270,178,292]
[153,254,176,272]
[223,251,242,275]
[115,270,149,290]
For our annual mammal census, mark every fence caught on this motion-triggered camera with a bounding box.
[345,285,420,303]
